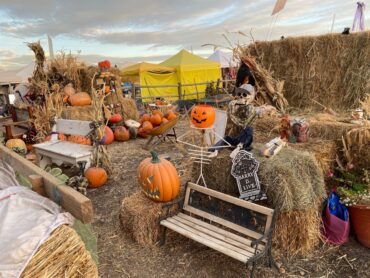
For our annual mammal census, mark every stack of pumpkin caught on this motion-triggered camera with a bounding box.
[63,84,92,107]
[137,110,177,138]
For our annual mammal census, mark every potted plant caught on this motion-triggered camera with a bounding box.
[330,169,370,248]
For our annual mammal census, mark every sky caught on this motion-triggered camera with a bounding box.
[0,0,368,71]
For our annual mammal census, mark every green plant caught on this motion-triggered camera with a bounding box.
[45,166,69,183]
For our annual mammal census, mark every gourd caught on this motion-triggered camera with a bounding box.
[137,151,180,202]
[69,92,92,106]
[190,104,215,128]
[150,114,162,126]
[114,126,130,141]
[85,167,108,188]
[142,121,153,133]
[166,111,177,121]
[6,139,27,154]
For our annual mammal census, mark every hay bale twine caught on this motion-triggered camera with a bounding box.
[120,191,179,245]
[21,225,98,278]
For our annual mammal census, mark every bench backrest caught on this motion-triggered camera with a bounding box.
[183,182,274,241]
[56,119,93,136]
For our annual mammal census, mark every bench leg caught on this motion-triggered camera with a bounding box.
[159,226,167,246]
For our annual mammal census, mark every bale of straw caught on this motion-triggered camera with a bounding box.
[247,32,370,111]
[62,105,95,121]
[21,225,98,278]
[342,125,370,170]
[310,119,361,140]
[273,206,322,256]
[120,191,179,245]
[119,97,139,121]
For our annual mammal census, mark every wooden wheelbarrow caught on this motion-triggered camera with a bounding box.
[145,114,179,149]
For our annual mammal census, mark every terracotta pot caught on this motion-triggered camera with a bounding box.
[349,204,370,248]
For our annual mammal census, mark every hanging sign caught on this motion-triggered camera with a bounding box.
[231,150,266,201]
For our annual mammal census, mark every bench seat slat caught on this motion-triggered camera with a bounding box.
[161,219,252,263]
[175,213,265,251]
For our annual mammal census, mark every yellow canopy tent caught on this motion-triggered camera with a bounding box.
[121,62,178,101]
[160,50,221,100]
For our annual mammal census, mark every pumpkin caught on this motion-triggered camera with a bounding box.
[137,151,180,202]
[100,126,114,145]
[85,167,108,188]
[166,111,177,121]
[161,118,169,125]
[68,135,92,145]
[6,139,27,154]
[152,110,164,118]
[69,92,92,106]
[142,121,153,133]
[128,127,138,139]
[190,104,216,128]
[104,85,110,94]
[109,113,122,123]
[150,114,162,126]
[114,126,130,141]
[140,113,150,123]
[138,128,148,138]
[63,84,75,97]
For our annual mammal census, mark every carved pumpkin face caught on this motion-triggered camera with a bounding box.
[190,105,216,128]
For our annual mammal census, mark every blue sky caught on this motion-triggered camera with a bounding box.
[0,0,367,70]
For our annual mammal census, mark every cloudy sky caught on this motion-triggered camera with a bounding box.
[0,0,367,70]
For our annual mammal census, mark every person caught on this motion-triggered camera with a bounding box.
[234,63,256,100]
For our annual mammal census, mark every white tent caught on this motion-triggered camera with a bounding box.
[208,50,237,68]
[0,62,35,85]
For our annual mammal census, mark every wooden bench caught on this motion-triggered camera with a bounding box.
[160,183,276,276]
[33,119,93,170]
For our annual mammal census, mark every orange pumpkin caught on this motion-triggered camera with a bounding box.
[138,127,148,138]
[150,114,162,126]
[69,92,92,106]
[104,85,110,94]
[161,118,169,125]
[140,114,150,123]
[190,105,216,128]
[109,113,123,123]
[100,126,114,145]
[114,126,130,141]
[85,167,108,188]
[166,111,177,121]
[142,121,153,133]
[137,151,180,202]
[152,110,164,118]
[68,135,92,145]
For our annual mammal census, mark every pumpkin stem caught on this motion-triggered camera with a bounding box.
[150,151,160,163]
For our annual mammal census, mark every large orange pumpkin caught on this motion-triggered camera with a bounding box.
[150,114,162,126]
[137,151,180,202]
[85,167,108,188]
[68,135,92,145]
[114,126,130,141]
[190,105,216,128]
[142,121,153,133]
[166,111,177,121]
[69,92,92,106]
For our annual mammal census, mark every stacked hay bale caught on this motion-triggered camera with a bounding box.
[120,191,180,245]
[21,225,98,278]
[193,147,326,255]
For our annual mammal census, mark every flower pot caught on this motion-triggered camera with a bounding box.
[349,204,370,248]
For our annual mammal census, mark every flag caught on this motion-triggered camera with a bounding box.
[271,0,287,16]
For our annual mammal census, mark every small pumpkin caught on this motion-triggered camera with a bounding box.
[128,127,138,139]
[166,111,177,121]
[152,110,164,118]
[140,113,150,123]
[68,135,92,145]
[109,113,123,123]
[161,118,169,125]
[138,128,148,138]
[100,126,114,145]
[150,114,162,126]
[114,126,130,141]
[6,139,27,154]
[190,104,216,128]
[104,85,110,94]
[85,167,108,188]
[137,151,180,202]
[69,92,92,106]
[142,121,153,133]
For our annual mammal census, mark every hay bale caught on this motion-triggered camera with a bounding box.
[273,207,322,256]
[62,105,95,121]
[343,125,370,170]
[120,191,179,245]
[310,119,361,140]
[21,225,98,278]
[247,32,370,111]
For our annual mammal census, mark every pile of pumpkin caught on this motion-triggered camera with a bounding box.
[138,110,177,138]
[63,84,92,106]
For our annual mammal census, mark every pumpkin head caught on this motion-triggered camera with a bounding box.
[6,139,27,154]
[138,151,180,202]
[68,135,92,145]
[190,105,216,128]
[69,92,92,106]
[114,126,130,141]
[150,114,162,126]
[100,126,114,145]
[85,167,108,188]
[142,121,153,133]
[152,110,164,118]
[141,114,150,123]
[166,111,177,121]
[109,113,123,123]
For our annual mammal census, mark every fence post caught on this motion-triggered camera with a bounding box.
[178,83,182,100]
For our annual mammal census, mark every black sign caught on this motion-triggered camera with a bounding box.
[231,150,265,201]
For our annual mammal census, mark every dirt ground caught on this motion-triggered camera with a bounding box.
[88,119,370,278]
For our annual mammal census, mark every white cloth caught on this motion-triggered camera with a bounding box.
[0,162,73,278]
